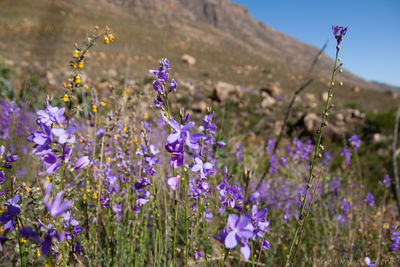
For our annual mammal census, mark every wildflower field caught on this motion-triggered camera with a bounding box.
[0,23,399,267]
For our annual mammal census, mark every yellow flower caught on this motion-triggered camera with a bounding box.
[282,245,288,250]
[92,105,97,113]
[83,194,87,200]
[104,37,109,45]
[375,211,382,217]
[78,61,84,69]
[113,134,118,140]
[123,126,127,131]
[63,94,69,102]
[92,193,98,200]
[84,84,89,90]
[144,113,148,119]
[0,227,4,233]
[100,101,107,107]
[106,157,111,163]
[72,63,77,69]
[20,238,27,243]
[46,176,50,183]
[133,137,138,143]
[75,75,81,84]
[109,34,115,42]
[73,50,79,58]
[36,251,41,257]
[383,223,390,229]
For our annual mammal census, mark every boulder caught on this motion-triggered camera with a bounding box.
[211,81,242,103]
[181,54,196,65]
[260,83,281,97]
[260,94,276,108]
[304,113,321,134]
[372,133,388,144]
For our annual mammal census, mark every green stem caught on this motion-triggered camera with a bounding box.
[285,47,340,266]
[183,166,189,267]
[251,240,255,267]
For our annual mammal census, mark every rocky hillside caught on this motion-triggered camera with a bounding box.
[106,0,399,92]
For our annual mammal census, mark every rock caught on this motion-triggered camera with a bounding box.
[181,54,196,65]
[321,92,329,102]
[351,109,365,119]
[336,113,344,122]
[260,83,281,97]
[377,148,390,157]
[372,133,388,144]
[303,113,321,134]
[4,59,14,66]
[192,101,208,113]
[211,81,242,103]
[108,69,118,79]
[273,120,283,135]
[260,94,276,108]
[46,71,56,86]
[303,93,317,108]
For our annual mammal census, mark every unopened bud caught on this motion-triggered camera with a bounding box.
[339,82,343,86]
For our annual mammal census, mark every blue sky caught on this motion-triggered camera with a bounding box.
[231,0,400,87]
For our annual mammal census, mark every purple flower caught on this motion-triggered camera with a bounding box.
[42,152,61,174]
[224,213,254,259]
[36,99,65,126]
[364,192,375,207]
[389,229,399,252]
[43,191,73,217]
[0,171,5,185]
[251,205,270,239]
[349,134,361,152]
[63,211,79,228]
[74,156,90,170]
[171,153,184,168]
[341,146,352,166]
[269,154,278,175]
[380,174,391,188]
[195,251,204,260]
[332,25,348,46]
[41,224,63,256]
[262,240,270,251]
[170,79,177,92]
[136,198,149,207]
[236,144,243,164]
[191,157,213,178]
[365,257,376,267]
[265,138,275,155]
[52,125,77,144]
[19,227,40,243]
[167,176,179,191]
[0,194,21,231]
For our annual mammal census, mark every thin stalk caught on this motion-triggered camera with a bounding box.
[151,175,162,267]
[183,166,189,267]
[251,240,255,267]
[172,189,177,267]
[285,47,340,266]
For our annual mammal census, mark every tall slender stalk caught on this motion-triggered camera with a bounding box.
[183,165,189,267]
[285,47,341,266]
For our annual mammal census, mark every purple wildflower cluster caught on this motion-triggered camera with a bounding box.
[149,58,177,109]
[332,25,348,46]
[215,206,270,259]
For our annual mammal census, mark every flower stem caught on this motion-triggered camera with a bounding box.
[285,47,340,266]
